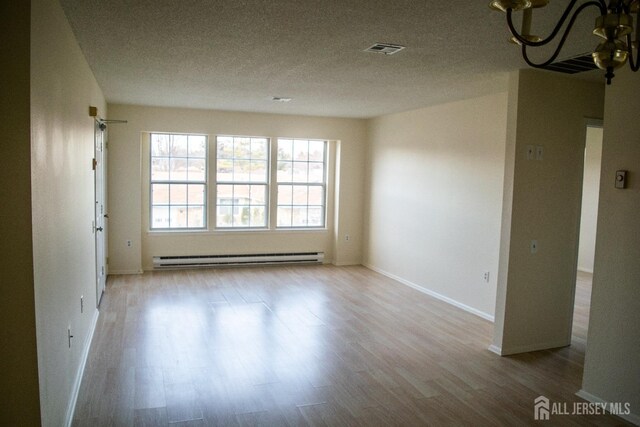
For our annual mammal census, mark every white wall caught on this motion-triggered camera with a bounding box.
[580,69,640,424]
[577,126,603,273]
[363,91,509,319]
[493,70,604,355]
[107,104,366,272]
[30,0,107,424]
[0,1,41,424]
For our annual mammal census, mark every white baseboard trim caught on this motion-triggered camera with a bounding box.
[576,389,640,426]
[488,345,503,355]
[64,308,100,427]
[496,339,571,356]
[109,269,143,275]
[364,264,494,322]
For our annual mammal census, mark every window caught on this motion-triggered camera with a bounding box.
[276,139,326,228]
[216,136,269,228]
[150,133,207,229]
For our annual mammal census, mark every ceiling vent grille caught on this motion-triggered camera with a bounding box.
[541,53,598,74]
[364,43,406,55]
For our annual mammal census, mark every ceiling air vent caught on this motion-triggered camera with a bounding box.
[364,43,405,55]
[540,53,598,74]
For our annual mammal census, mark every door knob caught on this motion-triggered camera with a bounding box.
[96,227,103,232]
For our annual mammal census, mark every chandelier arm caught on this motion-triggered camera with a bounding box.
[520,1,604,68]
[506,0,607,47]
[627,33,640,71]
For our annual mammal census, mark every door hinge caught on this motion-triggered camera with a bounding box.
[92,158,97,170]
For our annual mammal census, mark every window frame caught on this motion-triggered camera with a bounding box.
[149,132,208,231]
[275,138,328,229]
[214,135,271,230]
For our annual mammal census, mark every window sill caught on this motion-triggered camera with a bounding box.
[146,228,329,236]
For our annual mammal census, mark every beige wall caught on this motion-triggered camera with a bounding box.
[107,104,366,272]
[30,0,107,424]
[363,91,509,319]
[577,126,603,273]
[0,1,42,425]
[580,69,640,423]
[493,70,604,355]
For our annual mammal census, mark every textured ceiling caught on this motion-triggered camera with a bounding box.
[59,0,603,118]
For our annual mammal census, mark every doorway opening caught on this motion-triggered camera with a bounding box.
[573,122,603,347]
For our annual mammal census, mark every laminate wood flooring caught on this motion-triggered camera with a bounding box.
[72,266,628,426]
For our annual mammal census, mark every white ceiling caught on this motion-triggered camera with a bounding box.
[59,0,604,118]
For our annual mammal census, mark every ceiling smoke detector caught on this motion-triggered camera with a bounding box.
[364,43,406,55]
[271,97,292,102]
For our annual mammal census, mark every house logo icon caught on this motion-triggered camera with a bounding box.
[534,395,550,420]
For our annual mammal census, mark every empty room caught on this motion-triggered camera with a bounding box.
[1,0,639,426]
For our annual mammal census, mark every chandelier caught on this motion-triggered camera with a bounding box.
[489,0,639,84]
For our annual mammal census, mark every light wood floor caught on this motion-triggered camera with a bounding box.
[73,265,627,426]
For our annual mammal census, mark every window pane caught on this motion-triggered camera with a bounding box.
[251,138,268,160]
[151,184,169,205]
[309,140,325,161]
[249,160,267,182]
[308,207,323,227]
[152,206,170,228]
[170,206,188,228]
[293,139,309,161]
[234,160,250,181]
[217,159,233,181]
[217,206,233,227]
[238,206,250,227]
[188,184,205,205]
[170,158,188,181]
[171,134,188,157]
[293,162,308,182]
[308,162,324,183]
[217,137,233,159]
[250,185,266,205]
[277,139,293,160]
[231,185,249,206]
[308,186,323,205]
[170,184,187,204]
[187,206,204,228]
[187,158,206,182]
[277,207,292,227]
[277,161,292,182]
[217,185,233,204]
[291,207,308,227]
[250,206,266,227]
[234,137,250,159]
[151,158,170,181]
[292,185,308,205]
[188,135,206,157]
[278,185,292,205]
[151,134,171,156]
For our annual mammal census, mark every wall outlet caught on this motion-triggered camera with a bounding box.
[530,240,539,254]
[345,235,350,241]
[126,240,132,248]
[483,271,490,283]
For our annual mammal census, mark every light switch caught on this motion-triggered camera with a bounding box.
[530,240,538,254]
[536,146,544,161]
[526,145,535,160]
[615,170,627,189]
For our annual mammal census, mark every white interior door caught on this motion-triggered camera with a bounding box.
[94,121,107,306]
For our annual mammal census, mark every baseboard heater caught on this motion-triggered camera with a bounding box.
[153,252,324,269]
